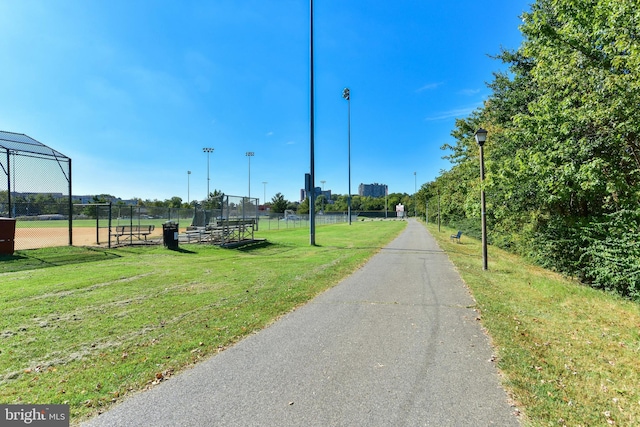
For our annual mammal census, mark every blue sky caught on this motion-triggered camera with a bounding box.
[0,0,528,204]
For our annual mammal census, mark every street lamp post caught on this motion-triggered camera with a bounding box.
[246,152,254,199]
[342,87,351,225]
[438,189,441,232]
[187,171,191,205]
[475,128,488,271]
[414,171,417,217]
[203,147,214,202]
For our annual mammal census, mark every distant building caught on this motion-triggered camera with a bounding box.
[319,189,331,201]
[73,195,95,204]
[358,183,387,198]
[300,188,332,203]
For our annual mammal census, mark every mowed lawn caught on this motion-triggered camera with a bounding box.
[428,223,640,427]
[0,220,406,424]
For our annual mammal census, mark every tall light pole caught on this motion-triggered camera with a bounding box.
[187,170,191,205]
[475,128,488,271]
[385,185,388,218]
[262,181,267,205]
[320,180,326,212]
[342,87,351,225]
[203,147,214,202]
[246,152,254,199]
[309,0,316,245]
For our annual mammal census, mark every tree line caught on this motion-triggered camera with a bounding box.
[82,190,414,216]
[294,192,413,214]
[416,0,640,299]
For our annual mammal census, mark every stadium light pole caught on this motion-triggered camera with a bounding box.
[320,180,325,212]
[203,147,214,201]
[246,152,254,199]
[309,0,316,245]
[342,87,351,225]
[475,128,488,271]
[385,185,388,218]
[187,170,191,205]
[262,181,267,205]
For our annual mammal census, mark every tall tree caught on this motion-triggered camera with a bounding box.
[270,192,288,213]
[426,0,640,297]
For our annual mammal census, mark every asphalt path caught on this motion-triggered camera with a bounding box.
[83,219,519,426]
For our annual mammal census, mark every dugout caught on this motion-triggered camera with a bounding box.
[0,131,73,247]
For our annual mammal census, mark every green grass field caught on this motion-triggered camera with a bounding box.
[0,220,406,424]
[3,219,639,426]
[14,219,96,228]
[427,223,640,426]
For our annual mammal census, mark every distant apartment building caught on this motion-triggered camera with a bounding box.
[358,183,387,198]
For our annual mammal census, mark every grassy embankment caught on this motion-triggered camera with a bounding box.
[427,223,640,426]
[0,220,406,424]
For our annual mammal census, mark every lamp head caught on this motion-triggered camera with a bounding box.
[474,128,488,146]
[342,88,350,101]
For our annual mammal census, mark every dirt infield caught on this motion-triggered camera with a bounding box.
[14,227,165,250]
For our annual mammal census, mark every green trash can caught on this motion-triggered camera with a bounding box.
[162,221,179,249]
[0,217,16,255]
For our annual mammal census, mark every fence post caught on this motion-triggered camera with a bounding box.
[108,202,112,248]
[68,158,73,246]
[96,204,100,245]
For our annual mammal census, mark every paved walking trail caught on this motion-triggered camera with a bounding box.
[83,219,519,426]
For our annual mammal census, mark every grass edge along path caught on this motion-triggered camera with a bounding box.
[426,222,640,427]
[0,220,406,425]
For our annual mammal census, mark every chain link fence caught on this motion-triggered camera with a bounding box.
[256,212,354,231]
[8,198,376,250]
[1,131,72,251]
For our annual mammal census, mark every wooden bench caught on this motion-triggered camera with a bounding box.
[112,225,155,244]
[450,230,462,243]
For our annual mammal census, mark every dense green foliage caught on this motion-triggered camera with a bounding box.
[421,0,640,298]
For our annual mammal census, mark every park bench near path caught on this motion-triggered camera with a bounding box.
[111,225,155,244]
